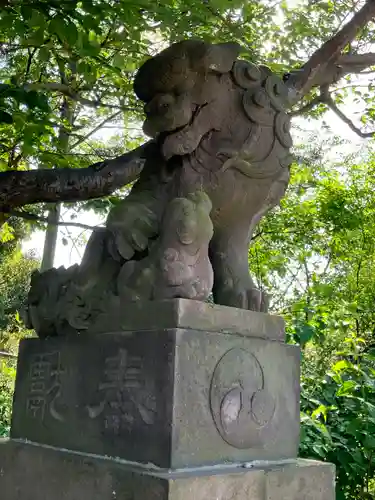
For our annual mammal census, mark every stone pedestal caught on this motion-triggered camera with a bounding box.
[0,439,334,500]
[0,299,335,499]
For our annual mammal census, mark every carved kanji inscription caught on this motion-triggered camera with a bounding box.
[87,348,156,435]
[26,351,65,422]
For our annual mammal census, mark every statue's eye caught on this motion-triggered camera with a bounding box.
[158,94,174,110]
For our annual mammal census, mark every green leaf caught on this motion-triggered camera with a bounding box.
[20,5,33,21]
[28,10,45,28]
[38,47,50,62]
[28,27,45,46]
[64,23,78,46]
[23,90,41,109]
[336,380,356,396]
[0,223,15,243]
[311,404,328,422]
[81,15,99,31]
[113,53,126,69]
[364,435,375,449]
[49,17,68,42]
[332,360,352,373]
[296,324,315,345]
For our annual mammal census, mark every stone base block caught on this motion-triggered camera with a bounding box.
[90,298,286,341]
[0,439,335,500]
[11,304,300,468]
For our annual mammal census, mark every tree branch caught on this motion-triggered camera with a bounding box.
[3,6,375,212]
[294,83,375,137]
[324,94,375,138]
[289,96,325,117]
[298,83,375,138]
[338,52,375,71]
[24,47,37,81]
[70,111,122,150]
[24,82,140,111]
[303,52,375,89]
[286,0,375,104]
[0,351,17,359]
[8,210,100,230]
[0,141,155,211]
[289,50,375,124]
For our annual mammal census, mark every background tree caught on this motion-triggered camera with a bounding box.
[1,0,375,212]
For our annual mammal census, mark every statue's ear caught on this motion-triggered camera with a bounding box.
[203,42,242,73]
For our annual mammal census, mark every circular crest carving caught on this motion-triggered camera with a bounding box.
[264,75,289,111]
[275,112,293,148]
[232,60,262,89]
[209,348,275,449]
[258,65,273,79]
[243,89,275,126]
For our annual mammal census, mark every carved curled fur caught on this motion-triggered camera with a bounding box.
[222,60,294,179]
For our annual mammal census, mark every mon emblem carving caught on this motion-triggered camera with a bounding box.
[209,348,275,449]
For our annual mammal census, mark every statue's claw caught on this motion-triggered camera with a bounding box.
[214,285,269,313]
[246,287,269,313]
[107,200,159,261]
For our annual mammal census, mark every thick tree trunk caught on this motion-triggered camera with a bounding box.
[40,96,72,270]
[40,203,61,271]
[0,143,151,211]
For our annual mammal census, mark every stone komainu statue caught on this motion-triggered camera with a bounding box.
[25,40,293,337]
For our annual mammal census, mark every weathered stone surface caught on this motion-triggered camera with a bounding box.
[171,329,299,467]
[0,439,167,500]
[11,331,174,468]
[0,440,335,500]
[117,192,214,303]
[11,326,299,468]
[90,298,286,342]
[265,460,336,500]
[24,40,295,338]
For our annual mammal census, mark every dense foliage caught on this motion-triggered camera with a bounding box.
[0,359,15,437]
[0,248,37,436]
[0,0,276,187]
[0,218,38,436]
[249,140,375,499]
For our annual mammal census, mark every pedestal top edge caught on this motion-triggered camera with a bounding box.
[1,439,333,480]
[89,298,285,342]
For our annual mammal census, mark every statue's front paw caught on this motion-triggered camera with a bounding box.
[246,287,269,313]
[107,202,159,260]
[214,286,269,312]
[162,128,202,160]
